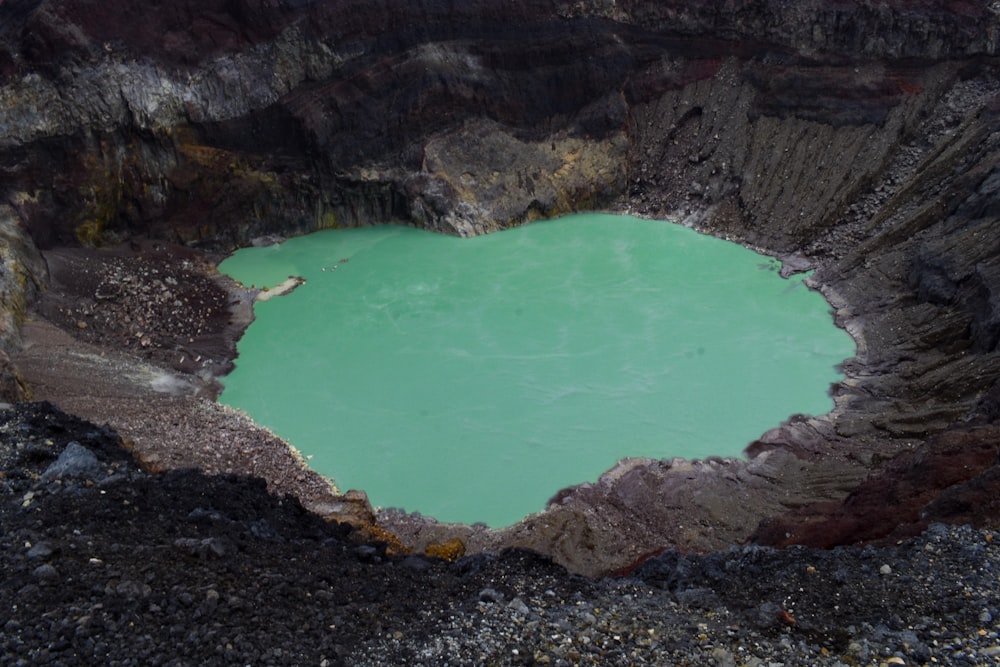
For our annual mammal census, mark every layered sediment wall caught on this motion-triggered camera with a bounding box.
[1,0,999,574]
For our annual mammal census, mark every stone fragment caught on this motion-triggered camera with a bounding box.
[353,544,382,562]
[508,597,531,616]
[203,589,220,613]
[26,542,54,560]
[173,537,228,560]
[478,587,504,604]
[41,442,102,481]
[115,579,151,598]
[400,555,433,571]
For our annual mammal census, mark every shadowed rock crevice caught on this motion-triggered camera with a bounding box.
[1,0,1000,575]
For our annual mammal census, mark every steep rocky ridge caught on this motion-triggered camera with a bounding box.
[1,0,999,575]
[0,205,45,401]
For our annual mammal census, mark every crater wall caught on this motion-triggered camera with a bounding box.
[1,0,999,573]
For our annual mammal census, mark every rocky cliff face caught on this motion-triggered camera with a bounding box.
[1,0,999,574]
[0,205,45,401]
[3,0,997,244]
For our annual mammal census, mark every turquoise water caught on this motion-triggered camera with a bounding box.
[218,213,854,527]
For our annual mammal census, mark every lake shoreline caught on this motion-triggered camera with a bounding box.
[9,218,921,577]
[218,214,855,529]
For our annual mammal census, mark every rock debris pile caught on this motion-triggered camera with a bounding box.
[37,246,240,381]
[2,402,999,666]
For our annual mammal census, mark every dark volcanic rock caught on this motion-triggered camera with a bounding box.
[1,0,1000,578]
[2,0,996,245]
[39,440,102,481]
[2,403,999,666]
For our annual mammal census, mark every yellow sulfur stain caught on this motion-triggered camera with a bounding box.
[424,537,466,562]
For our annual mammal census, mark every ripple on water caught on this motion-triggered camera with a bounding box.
[218,213,855,527]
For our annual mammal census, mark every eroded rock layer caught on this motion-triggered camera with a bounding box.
[1,0,999,574]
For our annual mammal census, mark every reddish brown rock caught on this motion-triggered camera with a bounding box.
[753,428,1000,548]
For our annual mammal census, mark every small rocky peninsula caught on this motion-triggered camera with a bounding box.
[2,0,1000,664]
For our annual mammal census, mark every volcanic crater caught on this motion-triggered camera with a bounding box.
[1,0,999,577]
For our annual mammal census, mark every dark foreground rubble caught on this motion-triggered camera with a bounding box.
[2,402,998,667]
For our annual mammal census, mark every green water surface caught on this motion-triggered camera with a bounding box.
[218,213,854,526]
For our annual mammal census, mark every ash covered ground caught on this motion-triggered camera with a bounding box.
[2,402,999,666]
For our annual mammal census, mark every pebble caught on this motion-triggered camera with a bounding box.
[508,597,531,616]
[3,407,999,667]
[349,525,1000,666]
[26,542,54,560]
[479,587,504,603]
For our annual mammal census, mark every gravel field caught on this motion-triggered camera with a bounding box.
[2,402,998,667]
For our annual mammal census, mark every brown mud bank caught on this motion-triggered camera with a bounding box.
[2,0,1000,575]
